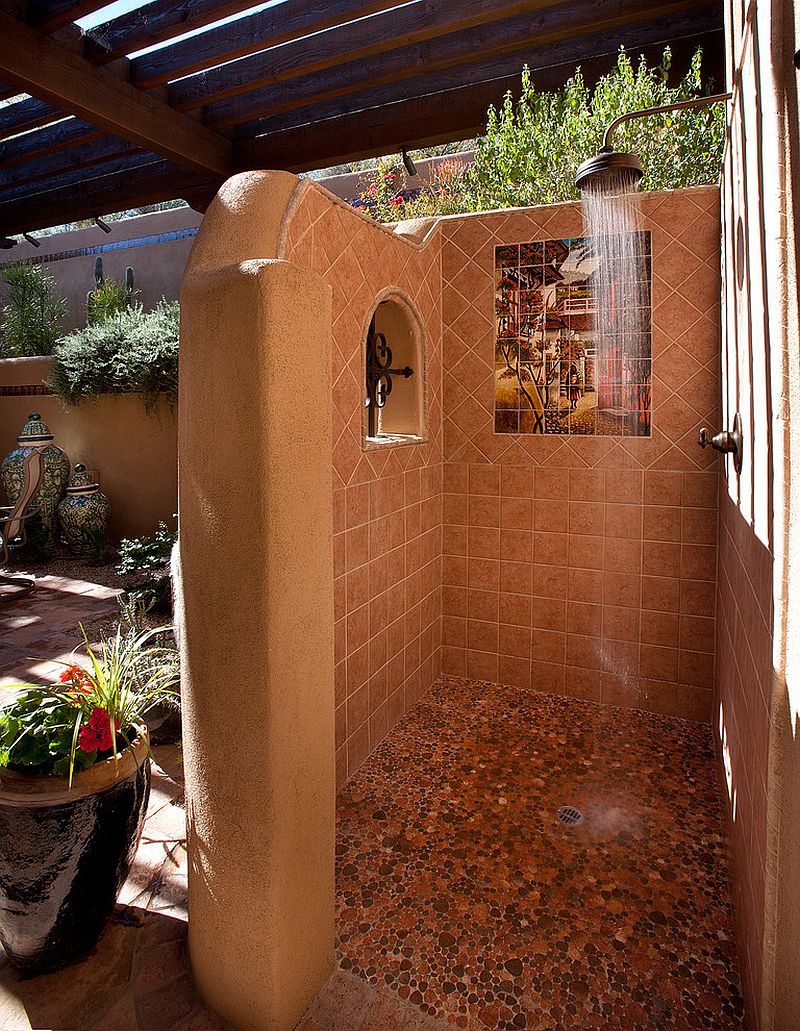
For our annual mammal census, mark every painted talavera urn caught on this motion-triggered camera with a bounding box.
[2,413,70,544]
[58,464,109,555]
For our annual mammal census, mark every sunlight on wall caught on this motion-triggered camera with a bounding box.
[718,702,737,821]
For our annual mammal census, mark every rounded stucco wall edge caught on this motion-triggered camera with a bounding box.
[184,170,301,274]
[178,249,335,1028]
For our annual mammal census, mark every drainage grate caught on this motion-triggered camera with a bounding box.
[556,805,584,827]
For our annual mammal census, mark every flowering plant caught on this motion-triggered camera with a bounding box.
[0,627,179,783]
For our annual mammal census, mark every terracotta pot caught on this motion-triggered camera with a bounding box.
[0,730,150,973]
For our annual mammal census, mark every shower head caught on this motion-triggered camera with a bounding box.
[576,91,732,193]
[575,148,643,193]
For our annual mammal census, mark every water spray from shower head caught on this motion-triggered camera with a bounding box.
[575,148,643,193]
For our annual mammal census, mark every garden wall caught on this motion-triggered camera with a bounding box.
[438,186,722,721]
[0,207,200,332]
[0,356,176,540]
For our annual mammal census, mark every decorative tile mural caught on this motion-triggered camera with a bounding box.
[494,233,652,436]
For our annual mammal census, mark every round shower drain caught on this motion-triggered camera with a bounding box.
[556,805,583,827]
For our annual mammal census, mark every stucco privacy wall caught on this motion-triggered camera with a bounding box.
[279,181,443,790]
[438,187,722,720]
[0,356,176,539]
[177,170,444,1029]
[0,207,200,331]
[718,1,800,1028]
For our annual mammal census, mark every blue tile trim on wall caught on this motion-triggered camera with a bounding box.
[0,227,199,270]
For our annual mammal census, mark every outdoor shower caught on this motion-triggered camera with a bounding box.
[574,91,733,436]
[574,92,732,193]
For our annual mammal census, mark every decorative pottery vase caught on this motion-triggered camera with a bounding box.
[58,464,109,555]
[2,413,70,545]
[0,730,150,973]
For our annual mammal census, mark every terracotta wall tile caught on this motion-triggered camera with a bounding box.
[434,193,722,747]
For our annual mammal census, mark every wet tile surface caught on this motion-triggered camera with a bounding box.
[335,675,744,1029]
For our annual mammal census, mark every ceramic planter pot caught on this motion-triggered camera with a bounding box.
[2,413,70,545]
[0,730,150,973]
[58,463,109,555]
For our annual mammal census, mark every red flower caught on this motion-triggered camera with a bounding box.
[60,665,92,695]
[384,172,395,181]
[78,707,119,753]
[391,195,404,207]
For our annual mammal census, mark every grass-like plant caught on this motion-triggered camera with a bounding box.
[48,299,179,410]
[0,626,180,783]
[1,260,67,357]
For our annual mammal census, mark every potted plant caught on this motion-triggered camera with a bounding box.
[0,627,179,973]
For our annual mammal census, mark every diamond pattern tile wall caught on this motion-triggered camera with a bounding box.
[438,187,722,720]
[282,182,444,788]
[281,181,722,788]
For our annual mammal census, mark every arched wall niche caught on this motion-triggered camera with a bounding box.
[363,288,427,444]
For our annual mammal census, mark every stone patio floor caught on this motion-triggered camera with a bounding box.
[0,573,120,688]
[0,576,744,1030]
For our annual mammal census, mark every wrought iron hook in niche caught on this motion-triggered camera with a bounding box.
[365,316,413,437]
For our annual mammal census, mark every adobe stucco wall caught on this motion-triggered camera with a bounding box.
[177,168,447,1029]
[0,207,200,332]
[718,1,800,1028]
[0,356,176,540]
[178,171,337,1031]
[438,186,722,721]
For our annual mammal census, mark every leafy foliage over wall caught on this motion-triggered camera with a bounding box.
[359,47,725,222]
[0,260,67,357]
[48,300,179,410]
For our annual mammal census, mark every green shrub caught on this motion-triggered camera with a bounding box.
[116,518,177,613]
[1,260,67,357]
[87,278,133,325]
[361,46,725,222]
[467,46,724,211]
[49,299,179,409]
[86,256,136,325]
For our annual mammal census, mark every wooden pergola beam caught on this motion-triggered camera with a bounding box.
[0,158,220,235]
[239,30,724,170]
[0,117,100,168]
[0,94,63,139]
[27,0,109,33]
[83,0,263,63]
[129,0,471,89]
[170,0,569,111]
[2,133,137,188]
[200,1,720,132]
[0,10,233,176]
[2,150,159,204]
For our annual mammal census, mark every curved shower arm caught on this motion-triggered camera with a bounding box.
[601,91,732,151]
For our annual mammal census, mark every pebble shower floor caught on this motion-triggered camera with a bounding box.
[335,676,744,1030]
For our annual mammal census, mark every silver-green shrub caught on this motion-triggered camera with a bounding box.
[48,299,179,410]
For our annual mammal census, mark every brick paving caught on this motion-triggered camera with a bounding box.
[0,573,120,688]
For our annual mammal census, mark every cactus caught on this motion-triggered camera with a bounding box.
[86,260,136,324]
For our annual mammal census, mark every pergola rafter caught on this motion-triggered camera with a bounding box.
[0,0,726,236]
